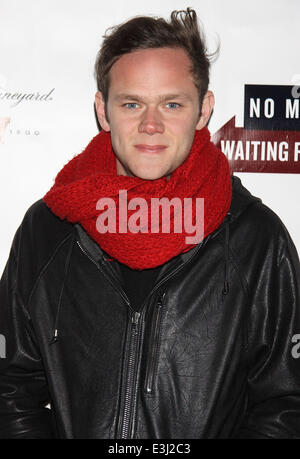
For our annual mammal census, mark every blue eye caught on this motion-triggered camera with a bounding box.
[124,103,139,109]
[166,102,181,109]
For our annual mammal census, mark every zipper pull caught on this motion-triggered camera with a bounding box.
[132,311,140,325]
[157,292,166,308]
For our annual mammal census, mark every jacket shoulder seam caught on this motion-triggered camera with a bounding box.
[24,231,75,312]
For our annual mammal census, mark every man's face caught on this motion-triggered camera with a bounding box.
[95,47,214,180]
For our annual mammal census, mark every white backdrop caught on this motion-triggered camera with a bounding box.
[0,0,299,275]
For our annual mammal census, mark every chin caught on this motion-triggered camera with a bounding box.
[133,170,167,181]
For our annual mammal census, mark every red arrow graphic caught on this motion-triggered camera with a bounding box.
[212,116,300,173]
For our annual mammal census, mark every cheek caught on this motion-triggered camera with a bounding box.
[172,124,196,156]
[110,130,133,161]
[167,114,195,133]
[115,121,137,143]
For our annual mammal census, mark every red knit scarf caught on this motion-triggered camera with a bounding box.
[43,127,232,269]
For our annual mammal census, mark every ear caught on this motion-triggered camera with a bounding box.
[196,90,215,130]
[95,91,111,132]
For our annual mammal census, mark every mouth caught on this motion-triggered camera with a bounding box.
[134,144,167,153]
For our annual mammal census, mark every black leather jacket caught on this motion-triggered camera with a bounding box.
[0,176,300,439]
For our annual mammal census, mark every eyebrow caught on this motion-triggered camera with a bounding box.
[114,93,192,103]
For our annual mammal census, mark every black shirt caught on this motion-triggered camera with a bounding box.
[118,261,161,312]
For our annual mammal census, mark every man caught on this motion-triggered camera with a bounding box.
[0,8,300,439]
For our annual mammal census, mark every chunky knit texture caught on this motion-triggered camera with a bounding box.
[43,127,232,269]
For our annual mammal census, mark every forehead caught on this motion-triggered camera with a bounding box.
[108,47,196,96]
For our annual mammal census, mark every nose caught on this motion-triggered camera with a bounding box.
[138,107,164,135]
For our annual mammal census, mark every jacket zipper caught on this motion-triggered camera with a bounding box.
[120,311,141,439]
[144,292,166,395]
[76,235,210,438]
[76,240,142,439]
